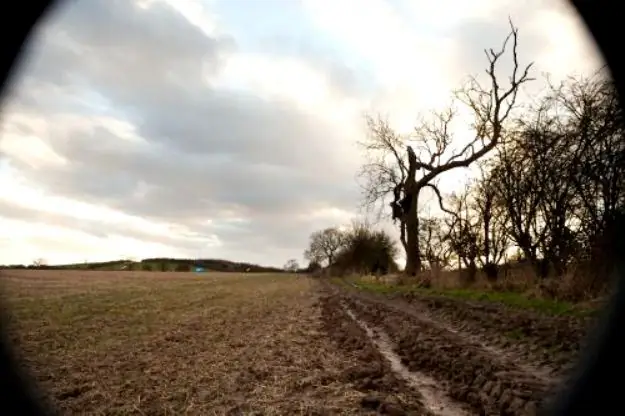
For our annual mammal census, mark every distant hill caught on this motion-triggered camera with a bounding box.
[1,257,285,273]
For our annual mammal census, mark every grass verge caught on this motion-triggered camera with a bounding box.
[335,277,598,317]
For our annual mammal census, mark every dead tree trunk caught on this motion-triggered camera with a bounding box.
[404,146,422,276]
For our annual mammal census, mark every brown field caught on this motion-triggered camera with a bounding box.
[0,270,600,415]
[2,270,407,415]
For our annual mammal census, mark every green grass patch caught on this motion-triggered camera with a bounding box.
[427,287,584,316]
[343,278,597,317]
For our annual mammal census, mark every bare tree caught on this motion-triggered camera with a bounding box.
[444,187,480,282]
[358,116,410,252]
[419,216,452,270]
[473,166,510,278]
[437,170,509,282]
[521,108,578,277]
[490,139,548,277]
[303,227,345,267]
[546,72,624,285]
[359,20,533,276]
[485,72,621,281]
[32,258,47,268]
[284,259,299,273]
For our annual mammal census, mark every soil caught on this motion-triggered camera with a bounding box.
[3,270,594,415]
[317,289,432,415]
[4,270,434,415]
[318,281,596,416]
[397,291,593,373]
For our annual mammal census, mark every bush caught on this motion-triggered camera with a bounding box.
[331,222,399,276]
[305,260,322,276]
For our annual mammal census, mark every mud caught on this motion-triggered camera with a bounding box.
[397,292,594,373]
[342,305,470,416]
[318,282,591,415]
[347,290,566,382]
[318,290,432,415]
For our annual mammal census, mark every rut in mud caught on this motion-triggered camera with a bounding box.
[318,290,433,415]
[319,282,591,415]
[342,304,470,416]
[397,291,592,373]
[347,290,568,383]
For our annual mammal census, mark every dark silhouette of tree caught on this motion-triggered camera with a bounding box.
[552,73,625,288]
[331,221,399,276]
[444,187,480,282]
[481,69,624,286]
[303,227,345,267]
[473,167,509,279]
[304,260,322,274]
[283,259,299,273]
[358,20,533,276]
[419,216,452,270]
[32,258,47,268]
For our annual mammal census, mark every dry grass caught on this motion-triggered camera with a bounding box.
[352,264,606,315]
[1,270,372,415]
[354,262,608,303]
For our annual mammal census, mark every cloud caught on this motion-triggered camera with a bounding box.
[0,0,604,266]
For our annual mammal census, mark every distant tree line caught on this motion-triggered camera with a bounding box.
[0,257,285,274]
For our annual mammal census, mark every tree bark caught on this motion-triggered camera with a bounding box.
[405,199,421,276]
[404,146,422,276]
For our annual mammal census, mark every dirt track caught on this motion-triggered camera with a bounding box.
[319,281,595,416]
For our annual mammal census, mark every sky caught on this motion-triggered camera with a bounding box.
[0,0,603,267]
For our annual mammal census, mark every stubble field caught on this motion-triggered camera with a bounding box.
[1,270,597,415]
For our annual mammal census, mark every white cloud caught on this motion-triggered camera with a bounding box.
[527,8,600,80]
[157,0,220,37]
[302,0,457,129]
[0,0,604,267]
[0,135,67,169]
[0,217,187,265]
[210,52,361,120]
[0,165,221,241]
[400,0,499,25]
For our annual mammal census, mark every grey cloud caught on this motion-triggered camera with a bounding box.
[2,0,363,264]
[24,0,360,172]
[446,2,600,87]
[447,18,544,88]
[0,198,219,252]
[259,34,376,99]
[7,119,359,221]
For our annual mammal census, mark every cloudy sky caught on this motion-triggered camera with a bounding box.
[0,0,602,267]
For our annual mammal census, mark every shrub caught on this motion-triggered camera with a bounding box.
[331,221,399,276]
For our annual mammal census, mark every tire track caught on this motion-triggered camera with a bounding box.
[348,291,557,385]
[335,287,554,415]
[341,302,471,416]
[318,289,433,414]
